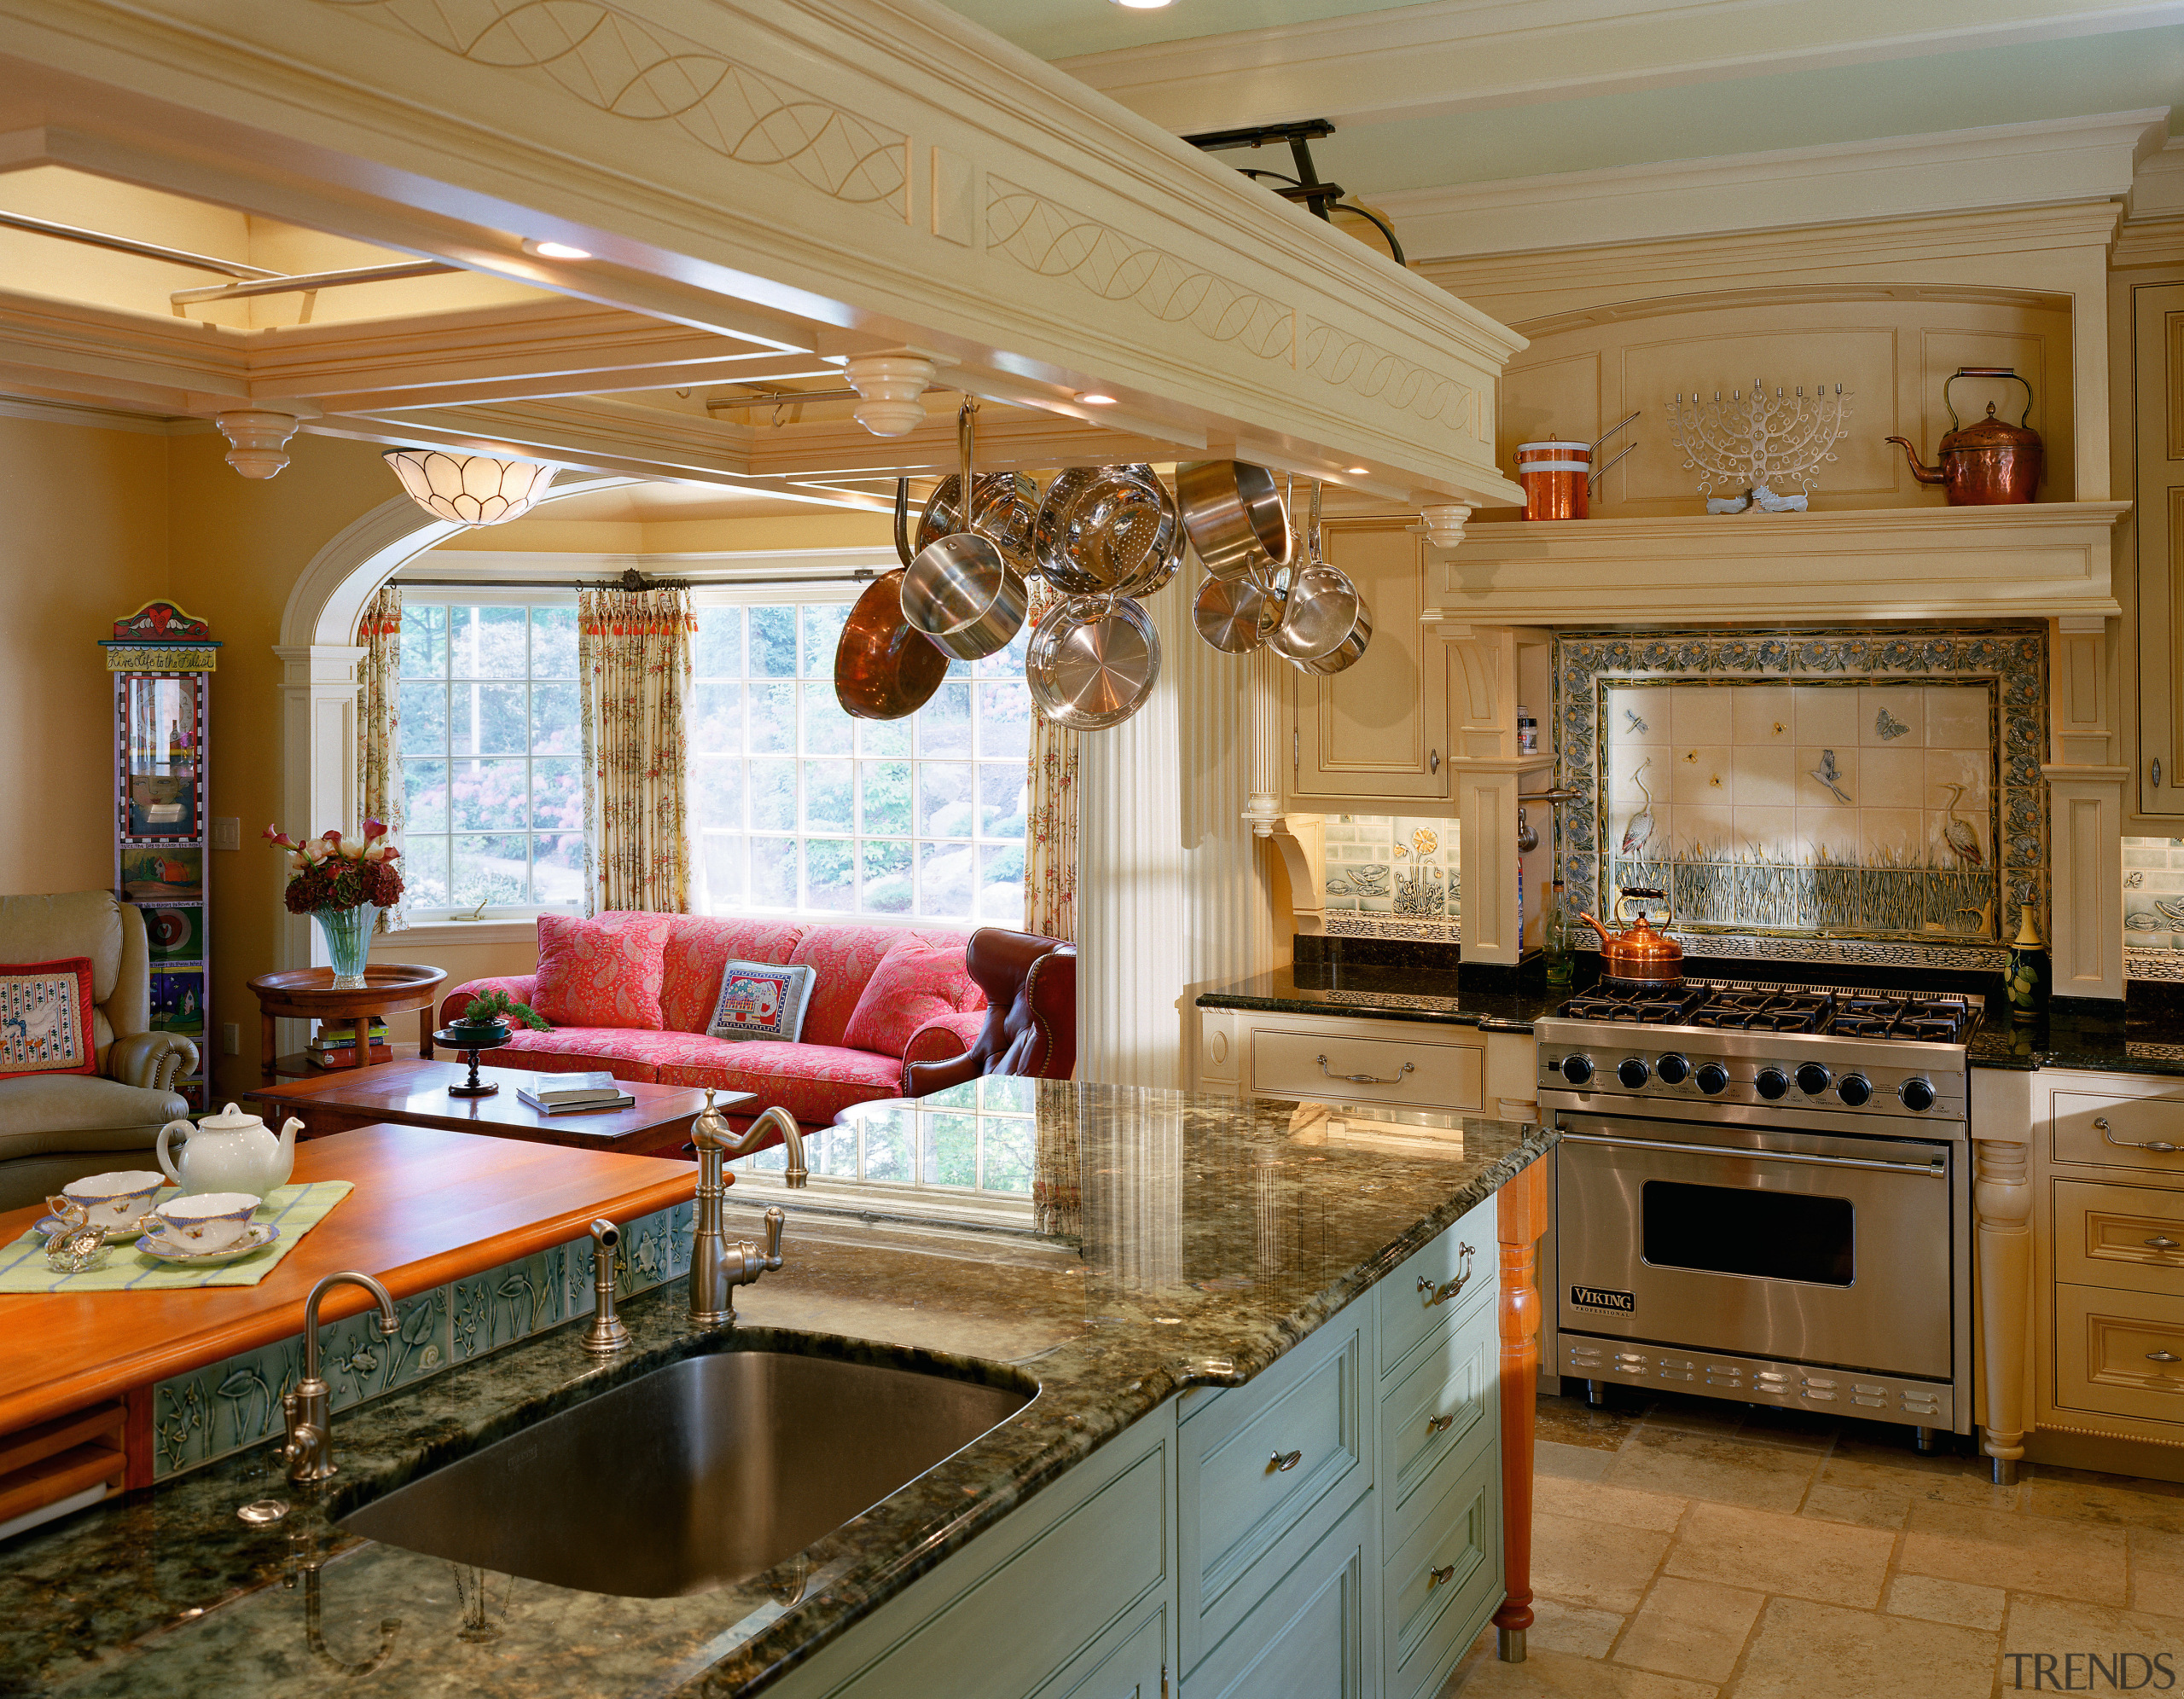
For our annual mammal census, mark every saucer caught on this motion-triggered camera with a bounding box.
[134,1223,281,1266]
[36,1215,153,1244]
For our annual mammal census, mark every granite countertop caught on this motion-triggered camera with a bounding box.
[1194,965,1560,1032]
[0,1081,1553,1698]
[1969,985,2184,1076]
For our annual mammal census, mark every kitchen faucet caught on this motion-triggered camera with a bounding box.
[688,1093,804,1326]
[282,1271,400,1484]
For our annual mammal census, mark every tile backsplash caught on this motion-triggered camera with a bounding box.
[1555,627,2046,972]
[2126,836,2184,982]
[1323,816,1461,943]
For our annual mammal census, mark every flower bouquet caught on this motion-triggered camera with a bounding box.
[264,820,405,989]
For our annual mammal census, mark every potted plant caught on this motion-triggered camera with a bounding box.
[447,986,551,1041]
[263,820,406,991]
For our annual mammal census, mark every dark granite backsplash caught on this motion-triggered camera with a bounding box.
[0,1083,1553,1698]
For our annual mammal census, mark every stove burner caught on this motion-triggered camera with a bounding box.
[1554,979,1976,1044]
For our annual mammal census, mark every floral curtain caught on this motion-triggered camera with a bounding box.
[1022,583,1079,942]
[578,586,695,915]
[355,583,406,934]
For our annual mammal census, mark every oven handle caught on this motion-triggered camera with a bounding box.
[1557,1130,1948,1177]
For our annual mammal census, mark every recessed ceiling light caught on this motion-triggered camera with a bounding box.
[522,238,592,260]
[1111,0,1173,9]
[1345,467,1370,475]
[1078,392,1118,405]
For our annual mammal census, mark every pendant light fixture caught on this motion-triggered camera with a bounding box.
[382,449,555,525]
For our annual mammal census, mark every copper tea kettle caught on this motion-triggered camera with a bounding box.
[1885,367,2042,505]
[1579,886,1684,983]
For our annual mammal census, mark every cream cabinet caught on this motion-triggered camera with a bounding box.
[1287,518,1454,812]
[2134,282,2184,819]
[1198,1006,1537,1125]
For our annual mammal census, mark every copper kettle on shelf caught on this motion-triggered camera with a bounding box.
[1885,367,2042,505]
[1579,886,1684,984]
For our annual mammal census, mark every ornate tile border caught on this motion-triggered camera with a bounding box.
[1324,914,1461,944]
[149,1201,694,1480]
[1553,627,2047,972]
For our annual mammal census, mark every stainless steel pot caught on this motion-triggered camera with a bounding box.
[916,471,1038,567]
[1026,596,1161,730]
[1268,561,1371,674]
[1032,464,1183,598]
[901,402,1029,662]
[1176,460,1291,581]
[1192,568,1284,654]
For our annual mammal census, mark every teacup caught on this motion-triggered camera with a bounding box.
[152,1192,261,1252]
[48,1171,165,1232]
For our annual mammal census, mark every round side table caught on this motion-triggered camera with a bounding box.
[250,964,448,1086]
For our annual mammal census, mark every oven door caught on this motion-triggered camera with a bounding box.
[1555,1113,1955,1379]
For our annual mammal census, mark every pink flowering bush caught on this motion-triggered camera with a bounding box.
[264,819,406,914]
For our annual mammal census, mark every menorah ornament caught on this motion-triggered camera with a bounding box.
[1665,380,1851,514]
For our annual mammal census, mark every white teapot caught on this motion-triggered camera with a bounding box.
[157,1102,300,1197]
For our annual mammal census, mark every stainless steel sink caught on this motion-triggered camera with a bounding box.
[340,1348,1034,1598]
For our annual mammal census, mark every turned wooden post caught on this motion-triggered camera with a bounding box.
[1494,1152,1550,1662]
[1975,1134,2033,1484]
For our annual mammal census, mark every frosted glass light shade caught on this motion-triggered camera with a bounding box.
[382,449,555,525]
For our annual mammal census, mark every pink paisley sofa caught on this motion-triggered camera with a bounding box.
[440,915,990,1133]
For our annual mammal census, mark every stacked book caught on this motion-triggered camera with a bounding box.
[308,1020,391,1068]
[515,1071,635,1115]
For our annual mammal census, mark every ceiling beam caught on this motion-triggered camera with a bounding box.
[1059,0,2184,135]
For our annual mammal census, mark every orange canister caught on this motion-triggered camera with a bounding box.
[1515,439,1591,520]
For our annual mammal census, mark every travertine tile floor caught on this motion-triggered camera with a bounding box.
[1439,1387,2184,1698]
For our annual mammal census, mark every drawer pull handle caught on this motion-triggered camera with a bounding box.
[2149,1237,2181,1251]
[1269,1449,1303,1474]
[1419,1244,1478,1308]
[2099,1116,2180,1156]
[2151,1351,2182,1365]
[1426,1413,1455,1436]
[1427,1564,1456,1592]
[1317,1054,1415,1087]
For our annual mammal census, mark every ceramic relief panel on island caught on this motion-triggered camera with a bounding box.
[1321,816,1461,943]
[1555,629,2045,972]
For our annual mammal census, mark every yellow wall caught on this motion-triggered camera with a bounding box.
[0,415,171,895]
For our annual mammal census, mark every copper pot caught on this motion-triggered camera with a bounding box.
[1886,368,2042,505]
[1578,886,1683,983]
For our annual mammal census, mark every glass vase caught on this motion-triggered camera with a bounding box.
[314,902,375,990]
[1542,880,1576,986]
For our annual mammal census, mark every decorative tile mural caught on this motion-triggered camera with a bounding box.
[149,1200,694,1481]
[1321,816,1461,943]
[2125,836,2184,983]
[1555,629,2045,971]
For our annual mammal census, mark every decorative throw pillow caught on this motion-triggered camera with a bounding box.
[842,940,976,1057]
[706,960,818,1044]
[531,913,675,1030]
[0,957,97,1081]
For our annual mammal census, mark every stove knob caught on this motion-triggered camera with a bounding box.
[1618,1056,1651,1089]
[1695,1063,1731,1096]
[1656,1052,1691,1086]
[1560,1054,1594,1086]
[1756,1067,1790,1100]
[1837,1073,1873,1107]
[1899,1076,1937,1112]
[1794,1062,1833,1097]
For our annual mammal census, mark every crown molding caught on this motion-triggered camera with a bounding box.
[398,545,892,578]
[0,391,203,433]
[1057,0,2184,135]
[1375,110,2167,262]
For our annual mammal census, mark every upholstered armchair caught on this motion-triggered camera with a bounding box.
[0,893,197,1212]
[902,928,1077,1098]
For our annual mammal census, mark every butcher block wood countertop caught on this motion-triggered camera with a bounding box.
[0,1124,695,1440]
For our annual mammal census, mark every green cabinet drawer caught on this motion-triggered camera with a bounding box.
[1379,1202,1492,1381]
[1038,1600,1170,1699]
[1179,1311,1368,1671]
[1379,1290,1497,1558]
[1182,1490,1378,1699]
[1383,1442,1501,1699]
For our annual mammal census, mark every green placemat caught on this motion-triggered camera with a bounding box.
[0,1181,354,1292]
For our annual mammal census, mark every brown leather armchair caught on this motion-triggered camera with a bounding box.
[903,928,1076,1097]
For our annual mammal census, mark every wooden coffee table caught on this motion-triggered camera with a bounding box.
[243,1058,750,1158]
